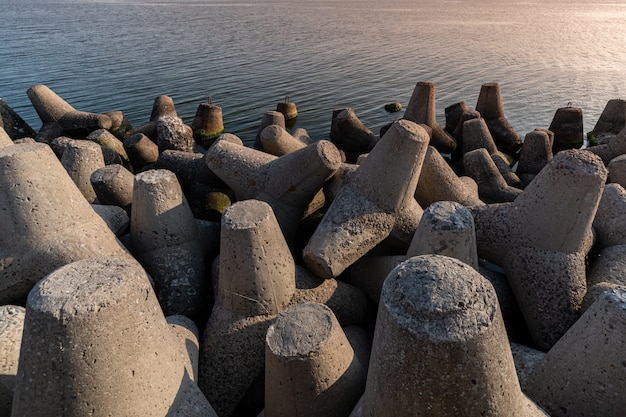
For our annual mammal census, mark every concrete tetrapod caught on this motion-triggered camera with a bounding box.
[0,306,24,417]
[198,200,296,417]
[130,169,207,316]
[329,108,378,163]
[474,149,607,350]
[474,82,521,155]
[205,136,342,243]
[592,98,626,135]
[264,302,366,417]
[0,143,129,304]
[349,255,546,417]
[60,139,106,203]
[26,84,113,138]
[303,119,428,279]
[11,256,217,417]
[525,288,626,417]
[351,200,479,303]
[0,127,12,147]
[403,81,457,153]
[414,145,484,209]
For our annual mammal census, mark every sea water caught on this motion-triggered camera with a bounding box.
[1,0,626,146]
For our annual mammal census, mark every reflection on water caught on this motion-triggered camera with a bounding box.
[1,0,625,146]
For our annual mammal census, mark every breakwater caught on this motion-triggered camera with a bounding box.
[0,82,625,416]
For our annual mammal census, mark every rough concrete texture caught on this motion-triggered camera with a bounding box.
[408,201,478,269]
[260,124,307,156]
[167,314,201,382]
[60,139,106,203]
[464,148,522,203]
[510,342,546,393]
[525,288,626,417]
[516,129,553,178]
[351,255,545,417]
[157,115,195,153]
[403,81,457,153]
[329,108,378,163]
[265,302,366,417]
[254,110,285,150]
[505,246,587,351]
[90,163,135,212]
[462,117,500,156]
[608,153,626,188]
[593,183,626,250]
[205,136,342,242]
[292,265,367,325]
[11,256,216,417]
[303,119,427,278]
[199,200,296,417]
[586,124,626,165]
[0,127,12,147]
[593,98,626,134]
[582,244,626,310]
[26,84,77,124]
[414,145,484,209]
[123,132,159,170]
[131,169,206,316]
[474,82,521,155]
[0,306,24,417]
[0,143,129,304]
[86,128,129,164]
[91,203,129,236]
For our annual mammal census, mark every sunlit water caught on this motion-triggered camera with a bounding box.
[1,0,626,146]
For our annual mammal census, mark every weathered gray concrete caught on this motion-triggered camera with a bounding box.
[586,124,626,165]
[60,139,106,203]
[517,129,553,184]
[0,306,24,417]
[167,314,201,382]
[90,164,135,213]
[474,82,521,155]
[303,119,428,279]
[408,201,478,269]
[330,108,378,163]
[549,106,584,152]
[525,288,626,417]
[0,99,37,141]
[27,84,112,138]
[292,265,368,326]
[205,136,342,242]
[91,203,129,236]
[608,153,626,188]
[593,183,626,250]
[192,101,224,145]
[403,81,457,153]
[86,128,129,165]
[414,146,484,209]
[0,143,129,304]
[260,124,307,156]
[157,115,195,153]
[254,110,285,150]
[592,98,626,135]
[583,244,626,311]
[350,255,546,417]
[130,169,206,316]
[0,127,12,147]
[199,200,296,417]
[264,302,366,417]
[504,150,607,350]
[11,256,217,417]
[464,148,522,203]
[123,132,159,171]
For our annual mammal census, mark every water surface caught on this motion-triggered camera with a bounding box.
[1,0,626,145]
